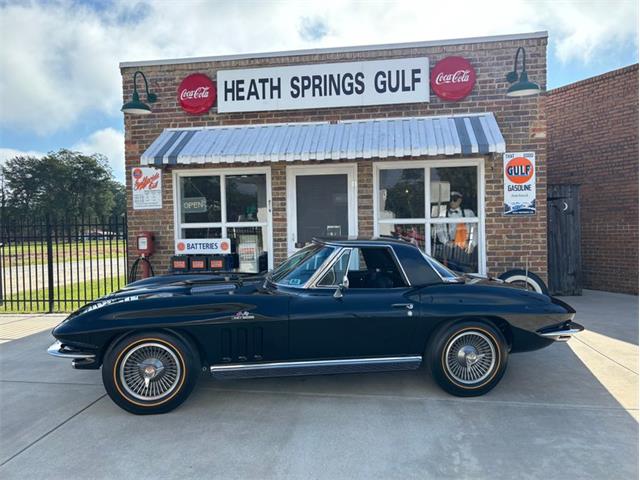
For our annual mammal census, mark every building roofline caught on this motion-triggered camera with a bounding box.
[547,63,638,95]
[119,31,547,69]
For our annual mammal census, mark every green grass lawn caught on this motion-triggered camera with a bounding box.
[1,240,126,267]
[2,275,128,313]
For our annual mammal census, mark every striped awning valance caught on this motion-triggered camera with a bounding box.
[141,113,505,165]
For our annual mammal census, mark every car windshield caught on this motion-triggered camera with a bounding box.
[270,244,336,287]
[420,251,462,282]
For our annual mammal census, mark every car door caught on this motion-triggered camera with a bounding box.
[288,246,422,359]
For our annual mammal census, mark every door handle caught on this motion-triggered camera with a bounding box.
[392,303,414,310]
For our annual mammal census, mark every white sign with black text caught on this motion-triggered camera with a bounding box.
[217,57,429,113]
[132,167,162,210]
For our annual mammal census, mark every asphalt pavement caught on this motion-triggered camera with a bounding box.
[0,290,637,479]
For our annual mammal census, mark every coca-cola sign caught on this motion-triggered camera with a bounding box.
[430,57,476,101]
[178,73,216,115]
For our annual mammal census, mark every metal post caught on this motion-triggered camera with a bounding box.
[46,216,54,313]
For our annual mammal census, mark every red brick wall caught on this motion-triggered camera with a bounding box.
[547,64,639,294]
[122,34,548,278]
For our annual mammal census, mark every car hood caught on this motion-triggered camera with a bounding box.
[69,272,267,316]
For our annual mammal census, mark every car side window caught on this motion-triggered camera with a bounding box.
[317,249,351,287]
[347,247,407,289]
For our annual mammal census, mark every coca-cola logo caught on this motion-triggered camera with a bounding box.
[178,73,216,115]
[430,57,476,101]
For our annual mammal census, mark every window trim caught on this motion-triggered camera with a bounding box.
[372,158,486,275]
[172,166,274,270]
[309,245,411,289]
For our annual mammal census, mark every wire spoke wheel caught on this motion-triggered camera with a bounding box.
[119,342,181,401]
[444,331,496,385]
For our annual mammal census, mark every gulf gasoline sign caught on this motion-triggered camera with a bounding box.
[503,152,536,215]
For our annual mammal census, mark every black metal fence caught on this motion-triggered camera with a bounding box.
[0,216,128,312]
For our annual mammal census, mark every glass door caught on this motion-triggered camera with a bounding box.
[287,165,357,254]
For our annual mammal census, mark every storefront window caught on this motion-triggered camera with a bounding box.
[180,176,221,223]
[228,226,267,273]
[182,227,222,239]
[378,223,425,251]
[176,171,270,272]
[376,162,483,274]
[379,169,425,219]
[226,175,268,223]
[430,167,477,218]
[430,223,479,273]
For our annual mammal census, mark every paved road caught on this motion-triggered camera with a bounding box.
[0,290,637,479]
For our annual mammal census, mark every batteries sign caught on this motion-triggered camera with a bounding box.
[217,57,429,113]
[175,238,231,255]
[503,152,536,215]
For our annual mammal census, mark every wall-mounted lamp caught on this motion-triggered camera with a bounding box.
[506,47,541,97]
[121,71,158,115]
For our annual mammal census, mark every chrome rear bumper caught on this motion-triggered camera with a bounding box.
[537,321,584,342]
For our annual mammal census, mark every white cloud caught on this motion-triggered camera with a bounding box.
[0,0,637,137]
[72,128,125,182]
[0,147,45,165]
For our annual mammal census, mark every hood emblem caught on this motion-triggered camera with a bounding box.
[233,311,255,320]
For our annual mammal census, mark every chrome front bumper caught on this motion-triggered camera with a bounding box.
[537,321,584,342]
[47,341,96,360]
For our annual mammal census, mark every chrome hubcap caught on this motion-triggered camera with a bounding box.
[445,331,496,385]
[119,343,181,401]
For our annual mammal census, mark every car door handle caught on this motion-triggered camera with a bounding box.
[392,303,414,310]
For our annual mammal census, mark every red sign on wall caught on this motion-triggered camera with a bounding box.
[178,73,216,115]
[430,57,476,101]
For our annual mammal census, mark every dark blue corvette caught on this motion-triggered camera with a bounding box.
[48,238,582,414]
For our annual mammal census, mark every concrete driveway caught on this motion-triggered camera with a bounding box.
[0,290,637,479]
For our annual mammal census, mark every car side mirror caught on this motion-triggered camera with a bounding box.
[333,276,349,299]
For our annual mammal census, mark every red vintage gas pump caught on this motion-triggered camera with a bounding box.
[129,232,155,281]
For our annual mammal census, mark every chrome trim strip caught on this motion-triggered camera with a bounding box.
[303,246,345,289]
[308,247,353,289]
[388,246,412,287]
[538,322,584,342]
[210,355,422,373]
[538,328,583,342]
[47,341,96,359]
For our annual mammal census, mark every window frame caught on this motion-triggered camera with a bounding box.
[310,245,411,289]
[373,158,486,275]
[173,166,274,270]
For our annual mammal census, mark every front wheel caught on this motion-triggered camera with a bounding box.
[427,321,508,397]
[102,332,199,415]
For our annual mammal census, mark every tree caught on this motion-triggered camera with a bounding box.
[1,149,124,220]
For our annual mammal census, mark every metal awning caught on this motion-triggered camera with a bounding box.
[141,113,505,166]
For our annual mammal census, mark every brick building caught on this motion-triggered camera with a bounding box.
[547,64,639,294]
[120,31,548,279]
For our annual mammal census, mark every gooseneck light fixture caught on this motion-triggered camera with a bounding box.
[506,47,541,97]
[121,71,158,115]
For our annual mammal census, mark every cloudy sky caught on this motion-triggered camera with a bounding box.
[0,0,637,182]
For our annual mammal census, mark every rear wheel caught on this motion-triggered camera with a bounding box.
[427,320,508,397]
[102,332,199,415]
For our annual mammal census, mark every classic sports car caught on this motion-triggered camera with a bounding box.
[48,238,582,415]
